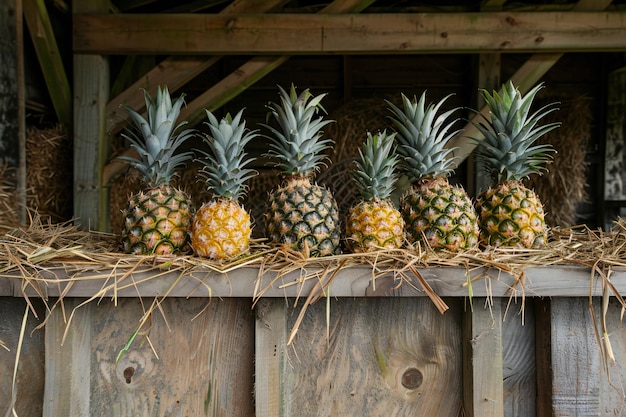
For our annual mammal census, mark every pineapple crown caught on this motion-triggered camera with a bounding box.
[472,81,560,183]
[118,86,195,187]
[196,109,258,201]
[386,92,460,180]
[262,84,334,177]
[352,130,399,201]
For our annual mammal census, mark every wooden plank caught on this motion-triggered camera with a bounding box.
[549,298,602,415]
[0,298,45,417]
[23,0,72,129]
[1,264,623,298]
[73,12,626,55]
[275,297,463,415]
[463,298,504,416]
[42,297,254,417]
[255,298,289,417]
[89,298,254,416]
[43,298,93,417]
[502,299,536,417]
[73,0,109,231]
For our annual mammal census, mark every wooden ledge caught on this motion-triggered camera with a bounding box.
[0,264,618,299]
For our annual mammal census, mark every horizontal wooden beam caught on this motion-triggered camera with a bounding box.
[0,265,620,299]
[74,12,626,55]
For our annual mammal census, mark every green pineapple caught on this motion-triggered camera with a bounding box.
[387,92,479,251]
[263,84,341,257]
[118,86,195,255]
[346,130,405,252]
[191,109,258,260]
[472,81,559,248]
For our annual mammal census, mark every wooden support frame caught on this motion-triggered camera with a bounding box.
[73,12,626,55]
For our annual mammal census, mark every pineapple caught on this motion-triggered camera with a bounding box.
[472,81,559,248]
[387,92,479,251]
[191,109,258,260]
[346,130,405,252]
[263,84,341,257]
[118,86,195,255]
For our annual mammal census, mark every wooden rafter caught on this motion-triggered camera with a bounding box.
[102,0,376,185]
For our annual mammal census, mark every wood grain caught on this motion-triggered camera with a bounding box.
[43,297,254,417]
[74,12,626,55]
[266,297,464,416]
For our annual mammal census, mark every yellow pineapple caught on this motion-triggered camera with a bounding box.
[119,86,195,255]
[191,109,258,260]
[472,81,559,248]
[346,130,404,252]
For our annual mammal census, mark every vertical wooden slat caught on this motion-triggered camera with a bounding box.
[73,0,109,230]
[535,298,553,417]
[463,299,504,417]
[549,298,601,416]
[255,298,290,417]
[43,299,93,417]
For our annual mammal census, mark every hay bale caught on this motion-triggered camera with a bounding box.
[527,96,592,227]
[26,124,73,221]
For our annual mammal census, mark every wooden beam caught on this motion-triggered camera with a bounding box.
[106,0,290,134]
[73,0,109,231]
[103,0,376,185]
[24,0,72,129]
[74,12,626,55]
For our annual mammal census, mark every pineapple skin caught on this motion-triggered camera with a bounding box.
[476,180,547,248]
[122,185,193,255]
[346,198,404,252]
[191,198,251,260]
[401,177,479,251]
[265,176,341,257]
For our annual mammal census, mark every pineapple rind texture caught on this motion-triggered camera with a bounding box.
[191,109,258,260]
[122,185,193,255]
[265,177,341,257]
[401,177,479,251]
[119,86,195,255]
[191,198,251,260]
[476,180,547,248]
[346,198,404,252]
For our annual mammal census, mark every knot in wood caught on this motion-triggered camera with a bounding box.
[124,366,135,384]
[401,367,423,390]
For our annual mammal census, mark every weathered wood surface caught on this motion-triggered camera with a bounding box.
[73,12,626,55]
[1,264,622,299]
[43,297,255,417]
[255,297,463,416]
[73,0,110,231]
[464,299,504,416]
[547,297,626,416]
[0,297,45,417]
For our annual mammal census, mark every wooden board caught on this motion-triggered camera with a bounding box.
[2,264,622,299]
[73,12,626,55]
[0,297,45,417]
[43,297,255,417]
[256,297,464,416]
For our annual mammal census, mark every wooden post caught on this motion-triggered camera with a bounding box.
[73,0,109,231]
